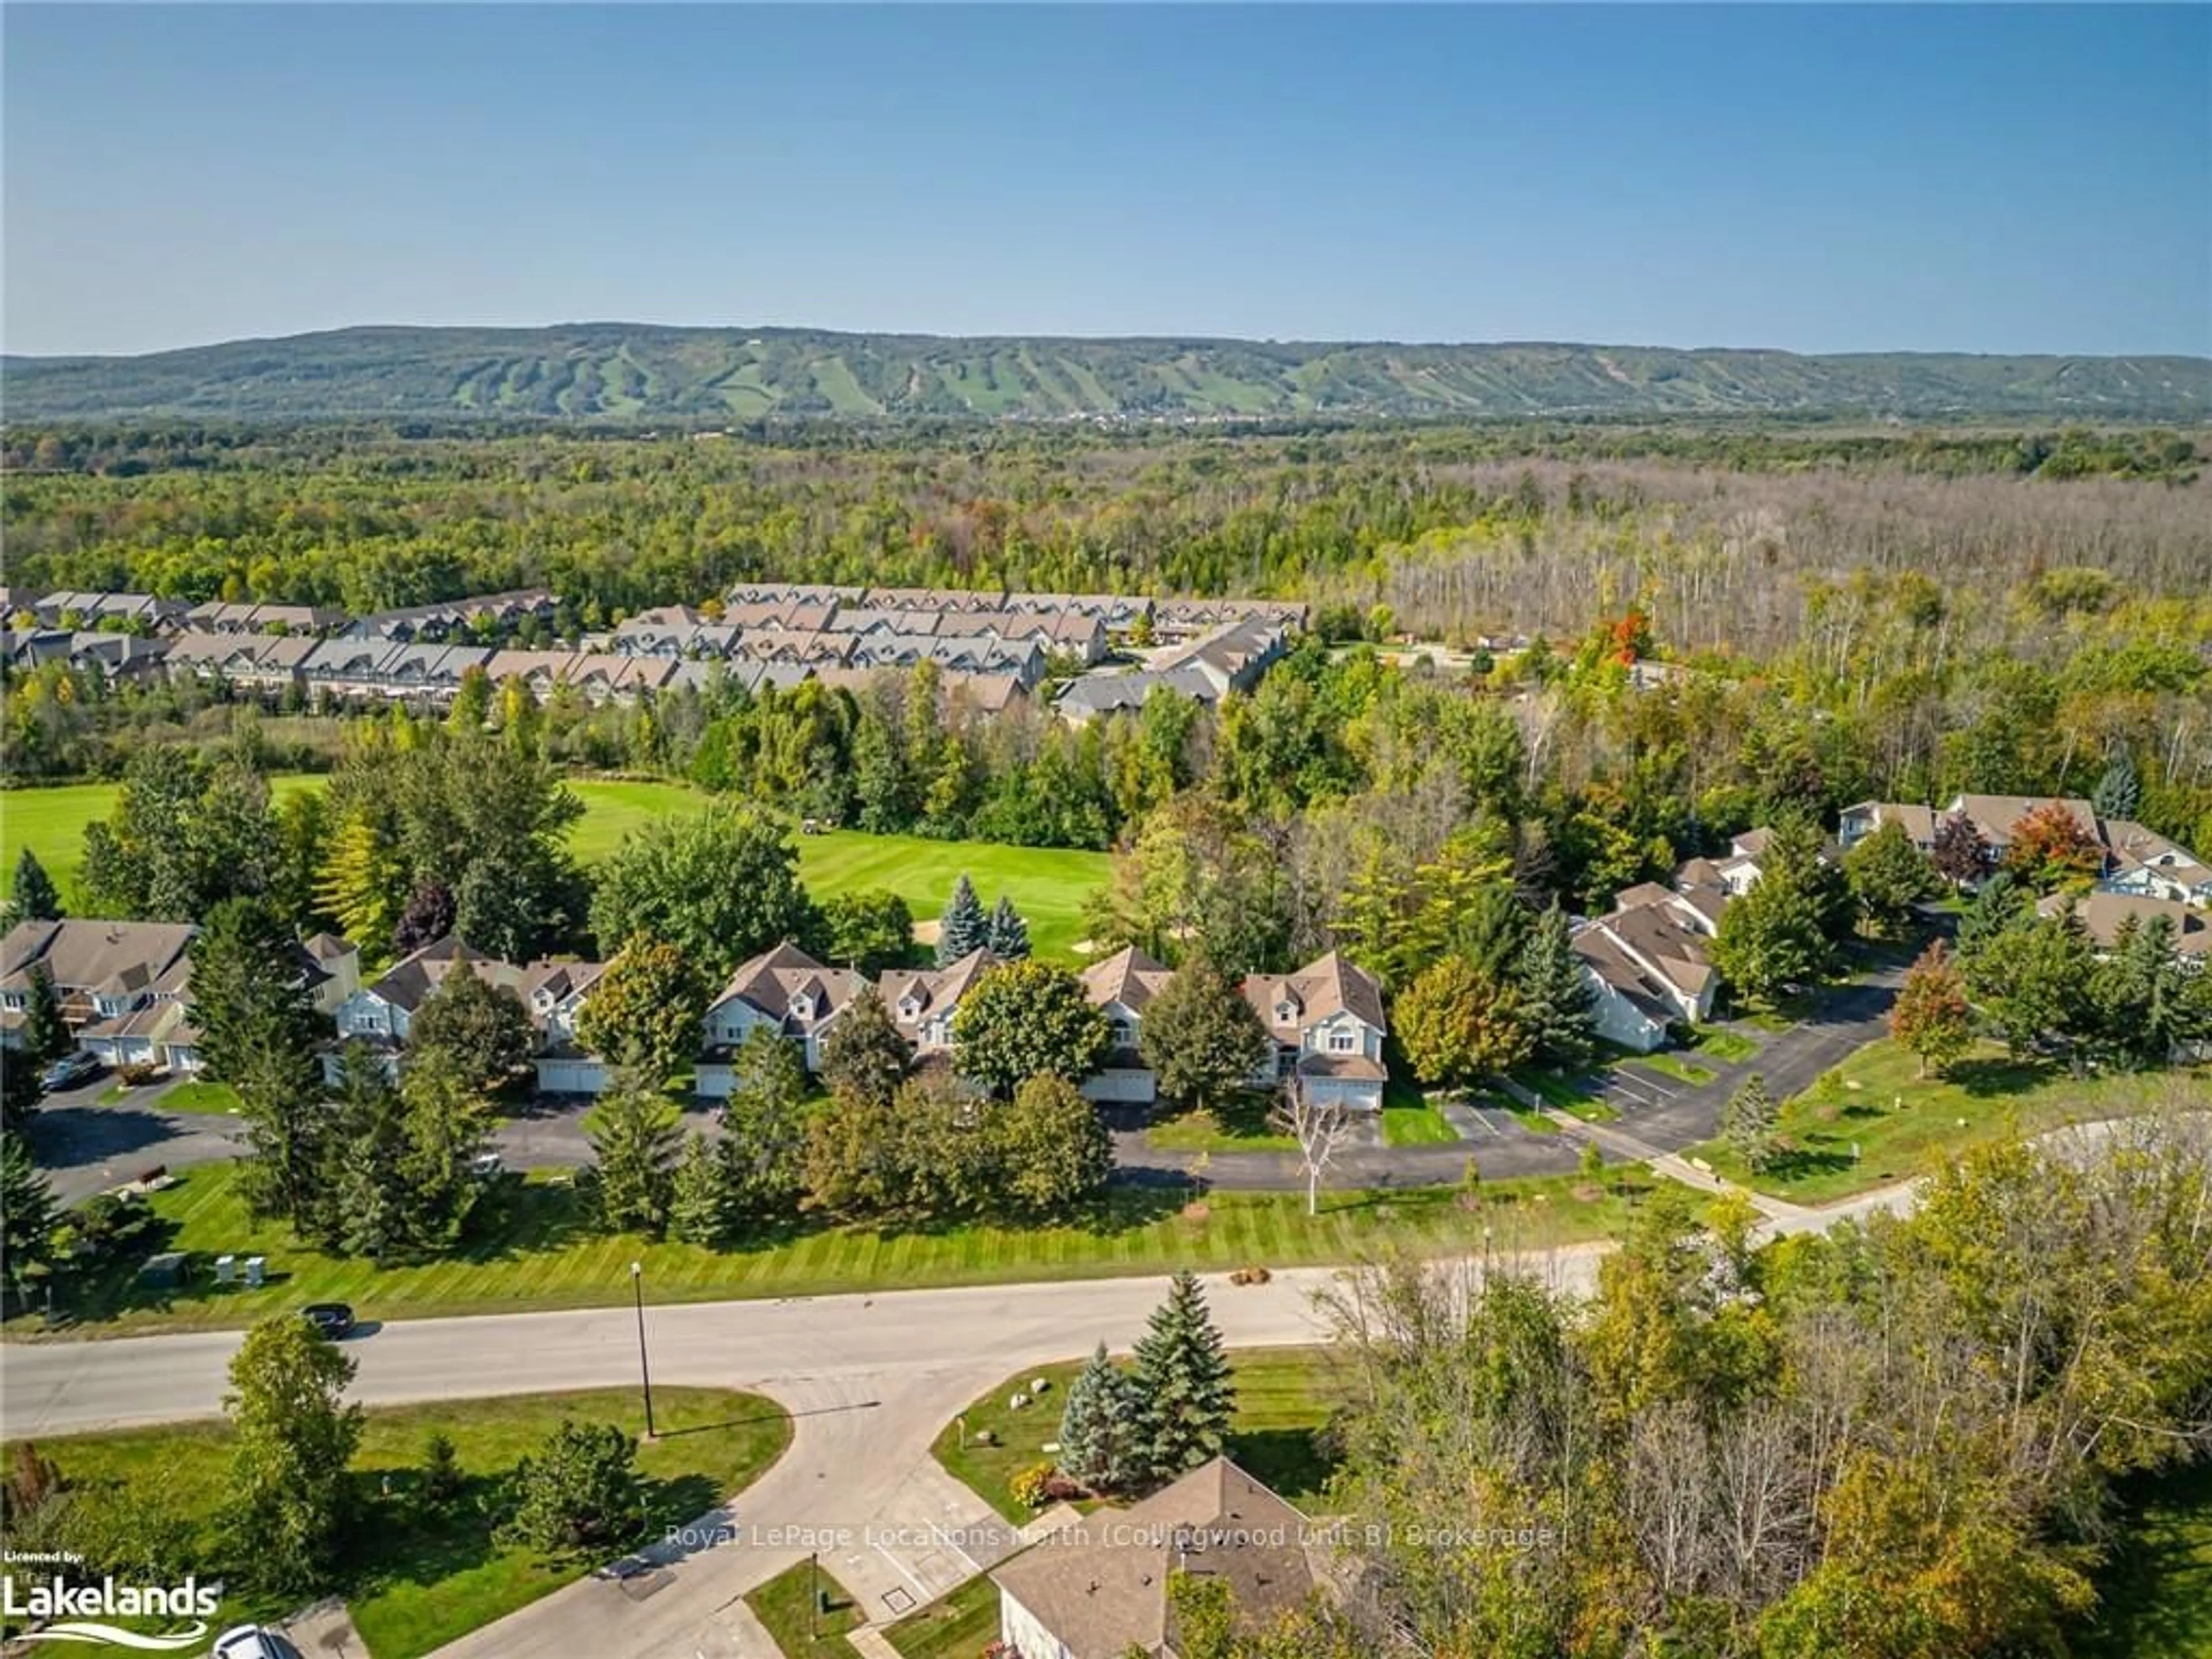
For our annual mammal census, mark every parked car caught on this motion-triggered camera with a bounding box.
[213,1628,301,1659]
[301,1302,356,1339]
[40,1051,100,1090]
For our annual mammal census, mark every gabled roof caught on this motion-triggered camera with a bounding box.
[1950,794,2099,847]
[2036,891,2212,957]
[2101,820,2210,882]
[0,919,199,1000]
[359,935,525,1015]
[1243,951,1387,1039]
[881,949,999,1035]
[990,1459,1321,1659]
[708,942,867,1030]
[1081,945,1174,1015]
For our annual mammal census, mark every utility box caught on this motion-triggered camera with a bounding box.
[215,1253,236,1284]
[243,1255,266,1288]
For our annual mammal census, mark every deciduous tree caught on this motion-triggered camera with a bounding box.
[222,1313,363,1595]
[953,959,1110,1097]
[1137,956,1272,1118]
[575,937,706,1086]
[1890,941,1973,1078]
[408,958,533,1090]
[1395,956,1532,1087]
[589,805,820,984]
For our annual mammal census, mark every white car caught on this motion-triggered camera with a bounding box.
[212,1628,301,1659]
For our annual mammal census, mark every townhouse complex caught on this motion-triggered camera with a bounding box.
[318,934,1392,1112]
[1,582,1304,724]
[1574,793,2212,1053]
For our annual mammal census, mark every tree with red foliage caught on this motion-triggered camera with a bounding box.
[2002,802,2104,893]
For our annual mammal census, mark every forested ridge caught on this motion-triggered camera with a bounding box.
[6,324,2208,420]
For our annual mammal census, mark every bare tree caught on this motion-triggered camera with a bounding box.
[1272,1085,1355,1217]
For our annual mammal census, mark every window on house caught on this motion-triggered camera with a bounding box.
[790,997,813,1021]
[1111,1019,1135,1046]
[1328,1030,1357,1054]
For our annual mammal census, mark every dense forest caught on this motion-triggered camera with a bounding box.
[7,325,2207,421]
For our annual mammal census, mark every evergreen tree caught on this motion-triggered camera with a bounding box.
[583,1070,683,1237]
[937,874,987,965]
[720,1027,810,1221]
[819,986,910,1109]
[1058,1342,1145,1495]
[1721,1073,1781,1174]
[1,1050,41,1135]
[1514,902,1597,1070]
[2092,748,2142,821]
[986,893,1032,960]
[1131,1269,1237,1483]
[1,1132,59,1310]
[327,1044,410,1259]
[3,849,63,927]
[668,1131,736,1247]
[192,899,329,1232]
[20,965,70,1065]
[396,1047,496,1252]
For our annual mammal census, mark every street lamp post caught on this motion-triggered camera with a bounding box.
[630,1260,657,1441]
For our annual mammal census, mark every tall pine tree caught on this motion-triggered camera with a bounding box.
[1131,1269,1237,1483]
[937,874,987,965]
[20,966,70,1065]
[1514,902,1597,1069]
[986,894,1031,960]
[668,1132,736,1247]
[4,850,63,928]
[2093,748,2142,821]
[1058,1342,1145,1495]
[0,1132,58,1310]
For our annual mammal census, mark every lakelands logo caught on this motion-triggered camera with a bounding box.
[1,1568,221,1651]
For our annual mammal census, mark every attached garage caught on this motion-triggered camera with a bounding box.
[535,1055,609,1097]
[1082,1067,1156,1105]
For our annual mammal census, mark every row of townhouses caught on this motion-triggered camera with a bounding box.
[1573,796,2212,1054]
[0,918,360,1070]
[5,582,1305,722]
[327,936,1392,1111]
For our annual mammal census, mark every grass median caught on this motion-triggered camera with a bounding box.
[31,1160,1647,1339]
[934,1346,1340,1525]
[1684,1038,2211,1203]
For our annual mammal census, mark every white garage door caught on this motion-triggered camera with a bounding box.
[1082,1069,1156,1105]
[536,1058,608,1096]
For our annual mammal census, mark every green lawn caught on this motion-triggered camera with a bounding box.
[1143,1096,1298,1154]
[745,1558,864,1657]
[2078,1460,2212,1659]
[1634,1051,1717,1086]
[1685,1039,2212,1203]
[1380,1075,1461,1146]
[4,1388,790,1659]
[934,1346,1343,1525]
[883,1574,999,1659]
[0,776,1108,963]
[35,1160,1644,1339]
[1685,1026,1760,1065]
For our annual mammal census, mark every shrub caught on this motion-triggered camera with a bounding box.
[421,1431,464,1509]
[1009,1460,1056,1510]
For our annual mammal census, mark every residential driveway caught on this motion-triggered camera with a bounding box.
[27,1078,251,1206]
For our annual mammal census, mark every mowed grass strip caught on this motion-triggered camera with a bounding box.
[1684,1038,2212,1203]
[934,1347,1342,1525]
[4,1387,790,1659]
[0,775,1108,961]
[883,1573,999,1659]
[744,1558,866,1657]
[40,1161,1643,1339]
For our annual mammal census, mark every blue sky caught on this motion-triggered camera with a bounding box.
[5,5,2207,357]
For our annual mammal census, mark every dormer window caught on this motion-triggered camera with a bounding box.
[899,997,922,1021]
[1275,1001,1297,1025]
[1328,1029,1357,1054]
[790,995,814,1021]
[1111,1018,1135,1046]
